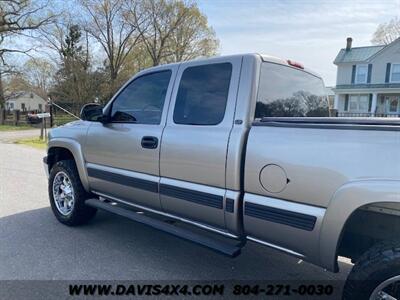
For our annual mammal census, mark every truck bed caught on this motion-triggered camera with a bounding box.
[242,117,400,266]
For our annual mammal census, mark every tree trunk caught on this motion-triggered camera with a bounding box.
[0,71,4,108]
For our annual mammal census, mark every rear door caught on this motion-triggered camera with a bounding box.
[84,66,177,210]
[160,57,242,229]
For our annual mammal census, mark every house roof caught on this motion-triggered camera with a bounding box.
[334,45,385,64]
[325,87,335,96]
[5,91,26,100]
[5,91,45,102]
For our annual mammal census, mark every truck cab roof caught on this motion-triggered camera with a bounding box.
[138,53,322,80]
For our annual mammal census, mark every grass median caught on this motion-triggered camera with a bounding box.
[0,125,35,131]
[14,137,47,150]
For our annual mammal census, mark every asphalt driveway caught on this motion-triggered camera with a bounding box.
[0,129,352,298]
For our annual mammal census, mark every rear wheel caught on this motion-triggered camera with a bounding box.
[343,240,400,299]
[49,160,96,226]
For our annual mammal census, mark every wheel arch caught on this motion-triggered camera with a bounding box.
[47,138,90,192]
[319,179,400,272]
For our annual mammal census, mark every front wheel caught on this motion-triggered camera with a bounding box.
[49,160,97,226]
[343,240,400,299]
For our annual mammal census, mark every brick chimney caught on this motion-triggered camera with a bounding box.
[346,37,352,51]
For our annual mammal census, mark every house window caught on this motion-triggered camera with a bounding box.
[38,104,43,112]
[344,97,349,111]
[359,95,369,111]
[355,64,368,84]
[348,94,370,112]
[389,99,398,112]
[21,103,26,111]
[390,64,400,82]
[385,96,399,113]
[349,95,358,110]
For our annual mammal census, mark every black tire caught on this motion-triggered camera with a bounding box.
[49,160,97,226]
[343,240,400,299]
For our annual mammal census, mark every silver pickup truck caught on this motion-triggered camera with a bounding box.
[44,54,400,299]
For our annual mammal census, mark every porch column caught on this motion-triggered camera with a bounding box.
[334,94,339,110]
[371,93,377,116]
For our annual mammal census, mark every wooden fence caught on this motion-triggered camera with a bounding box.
[0,109,41,127]
[0,108,46,128]
[0,106,79,128]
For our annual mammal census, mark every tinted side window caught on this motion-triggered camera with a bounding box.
[173,63,232,125]
[256,63,329,118]
[111,71,171,124]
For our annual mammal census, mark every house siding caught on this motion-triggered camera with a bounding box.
[336,63,353,85]
[5,93,46,111]
[370,44,400,83]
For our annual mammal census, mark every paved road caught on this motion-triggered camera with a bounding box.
[0,130,351,297]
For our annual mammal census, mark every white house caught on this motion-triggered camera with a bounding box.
[333,37,400,117]
[5,91,47,112]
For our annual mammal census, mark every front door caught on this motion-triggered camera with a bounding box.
[385,96,400,115]
[84,66,177,210]
[159,57,242,229]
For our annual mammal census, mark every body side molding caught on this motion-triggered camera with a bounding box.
[87,163,226,210]
[160,184,223,209]
[245,202,317,231]
[87,166,159,193]
[243,193,325,267]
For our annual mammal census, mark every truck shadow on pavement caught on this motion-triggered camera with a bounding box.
[0,207,352,283]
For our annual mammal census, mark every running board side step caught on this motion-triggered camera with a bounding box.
[85,198,242,257]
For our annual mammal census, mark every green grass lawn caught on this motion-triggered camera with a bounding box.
[53,115,77,126]
[14,137,47,150]
[0,125,35,131]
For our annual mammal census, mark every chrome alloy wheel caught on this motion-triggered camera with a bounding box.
[371,275,400,300]
[52,171,75,216]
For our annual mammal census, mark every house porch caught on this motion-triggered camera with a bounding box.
[333,91,400,117]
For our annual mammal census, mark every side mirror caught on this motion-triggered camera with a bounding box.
[80,103,105,122]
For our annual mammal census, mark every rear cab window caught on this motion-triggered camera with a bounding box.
[255,62,329,120]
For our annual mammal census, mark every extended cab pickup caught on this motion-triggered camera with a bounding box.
[44,54,400,299]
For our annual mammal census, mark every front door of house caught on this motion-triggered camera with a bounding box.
[384,96,400,115]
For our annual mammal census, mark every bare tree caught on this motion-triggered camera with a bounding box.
[372,17,400,45]
[126,0,218,66]
[0,0,54,106]
[23,57,55,98]
[79,0,142,94]
[2,0,221,112]
[126,0,188,66]
[4,72,31,93]
[167,1,218,62]
[39,14,77,63]
[1,67,28,97]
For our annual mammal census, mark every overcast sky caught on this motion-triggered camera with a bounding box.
[197,0,400,86]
